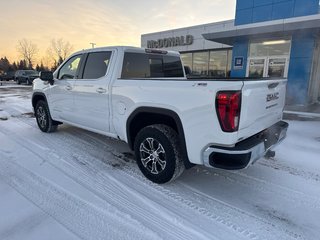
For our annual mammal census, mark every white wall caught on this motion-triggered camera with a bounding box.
[141,20,234,52]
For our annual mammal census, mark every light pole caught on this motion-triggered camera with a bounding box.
[90,43,96,48]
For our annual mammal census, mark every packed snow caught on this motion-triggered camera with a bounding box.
[0,83,320,240]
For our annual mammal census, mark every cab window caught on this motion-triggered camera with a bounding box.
[121,52,184,79]
[58,55,82,80]
[82,51,112,79]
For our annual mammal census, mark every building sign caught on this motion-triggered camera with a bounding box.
[147,35,194,49]
[234,56,244,70]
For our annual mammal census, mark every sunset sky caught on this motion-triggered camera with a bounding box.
[0,0,235,64]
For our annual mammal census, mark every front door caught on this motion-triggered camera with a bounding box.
[247,58,266,78]
[267,57,288,78]
[48,54,82,122]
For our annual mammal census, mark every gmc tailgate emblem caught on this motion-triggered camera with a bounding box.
[267,92,279,102]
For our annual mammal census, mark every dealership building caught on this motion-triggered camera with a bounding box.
[141,0,320,105]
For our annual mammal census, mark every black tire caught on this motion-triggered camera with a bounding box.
[27,78,31,85]
[17,79,21,85]
[134,124,185,184]
[35,100,58,133]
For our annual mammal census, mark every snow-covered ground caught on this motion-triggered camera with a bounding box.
[0,84,319,240]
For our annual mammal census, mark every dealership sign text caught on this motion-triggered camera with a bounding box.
[147,35,194,48]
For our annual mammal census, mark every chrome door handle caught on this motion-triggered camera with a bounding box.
[96,88,106,93]
[65,85,72,91]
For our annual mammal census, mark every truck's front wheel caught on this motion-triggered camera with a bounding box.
[35,100,58,133]
[134,124,185,184]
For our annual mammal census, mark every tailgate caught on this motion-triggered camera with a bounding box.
[237,79,287,141]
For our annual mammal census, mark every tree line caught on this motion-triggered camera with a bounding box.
[0,38,73,74]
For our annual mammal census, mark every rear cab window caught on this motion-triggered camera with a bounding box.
[121,52,184,79]
[81,51,112,79]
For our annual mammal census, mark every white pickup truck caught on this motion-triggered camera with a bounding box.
[32,46,288,183]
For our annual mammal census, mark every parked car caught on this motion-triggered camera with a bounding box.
[15,70,39,85]
[0,71,16,81]
[32,46,288,183]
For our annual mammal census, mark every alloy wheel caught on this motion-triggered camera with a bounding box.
[36,106,47,129]
[139,137,166,174]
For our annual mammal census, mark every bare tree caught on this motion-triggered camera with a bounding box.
[47,38,73,65]
[40,55,54,71]
[16,39,38,69]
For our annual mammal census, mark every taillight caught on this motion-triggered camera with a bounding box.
[216,91,241,132]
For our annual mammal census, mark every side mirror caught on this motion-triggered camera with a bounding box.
[40,71,54,85]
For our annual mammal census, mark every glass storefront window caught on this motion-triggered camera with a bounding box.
[192,52,209,76]
[247,39,291,78]
[180,49,232,78]
[180,53,192,73]
[227,50,232,77]
[249,39,291,57]
[209,50,228,77]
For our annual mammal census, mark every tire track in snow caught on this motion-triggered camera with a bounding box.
[195,165,320,212]
[57,124,309,240]
[0,120,216,240]
[63,129,306,240]
[46,150,255,240]
[258,159,320,182]
[117,162,304,240]
[70,121,320,210]
[7,117,307,240]
[3,117,258,240]
[39,126,266,240]
[18,115,320,210]
[176,182,304,240]
[0,156,160,240]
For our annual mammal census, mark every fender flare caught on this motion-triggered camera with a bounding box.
[32,92,48,108]
[126,107,194,169]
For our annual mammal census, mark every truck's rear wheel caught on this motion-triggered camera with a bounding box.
[134,124,184,184]
[35,100,58,133]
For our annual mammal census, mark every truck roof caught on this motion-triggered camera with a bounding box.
[71,46,180,57]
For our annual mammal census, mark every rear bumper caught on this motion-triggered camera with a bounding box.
[203,121,288,170]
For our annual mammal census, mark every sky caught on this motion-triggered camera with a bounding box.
[0,0,235,64]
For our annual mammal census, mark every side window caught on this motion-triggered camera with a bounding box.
[58,55,82,80]
[82,51,112,79]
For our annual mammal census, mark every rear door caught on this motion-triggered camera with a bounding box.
[72,50,115,133]
[237,79,287,140]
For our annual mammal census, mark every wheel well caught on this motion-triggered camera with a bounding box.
[127,108,194,169]
[32,94,46,109]
[128,112,178,149]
